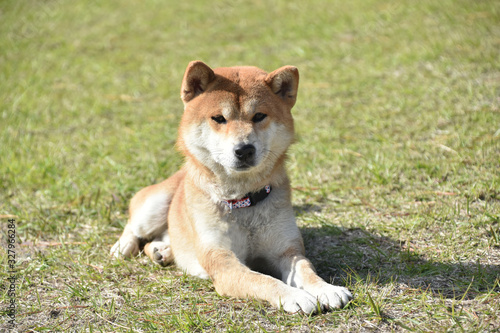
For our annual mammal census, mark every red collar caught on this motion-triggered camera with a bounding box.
[223,185,272,210]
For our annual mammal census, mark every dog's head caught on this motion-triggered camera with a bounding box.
[178,61,298,179]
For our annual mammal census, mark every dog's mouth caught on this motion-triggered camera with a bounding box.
[233,162,256,171]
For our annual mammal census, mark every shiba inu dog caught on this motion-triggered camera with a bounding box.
[111,61,352,314]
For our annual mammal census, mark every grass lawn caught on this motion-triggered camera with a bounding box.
[1,0,499,331]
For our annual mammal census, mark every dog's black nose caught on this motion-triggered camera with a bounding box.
[234,144,256,163]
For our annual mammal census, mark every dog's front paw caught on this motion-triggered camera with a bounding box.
[310,283,353,310]
[279,289,321,314]
[110,237,139,258]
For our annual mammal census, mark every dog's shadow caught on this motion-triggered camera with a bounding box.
[295,206,500,300]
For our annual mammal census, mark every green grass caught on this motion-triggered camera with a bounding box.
[1,0,499,331]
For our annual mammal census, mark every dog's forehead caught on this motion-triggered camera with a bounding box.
[214,66,267,82]
[212,67,268,94]
[210,66,270,112]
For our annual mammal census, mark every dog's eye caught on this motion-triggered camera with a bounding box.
[252,113,267,123]
[211,115,227,124]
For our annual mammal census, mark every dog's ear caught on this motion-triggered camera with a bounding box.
[265,66,299,107]
[181,61,215,104]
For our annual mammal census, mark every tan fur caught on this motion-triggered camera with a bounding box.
[111,61,352,314]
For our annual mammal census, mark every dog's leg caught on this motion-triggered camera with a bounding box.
[278,245,352,310]
[110,188,169,258]
[143,232,174,266]
[201,248,322,314]
[110,170,185,259]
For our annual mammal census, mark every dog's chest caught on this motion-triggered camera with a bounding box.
[222,208,268,258]
[195,206,271,261]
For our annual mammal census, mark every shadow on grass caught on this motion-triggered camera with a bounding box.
[299,221,500,300]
